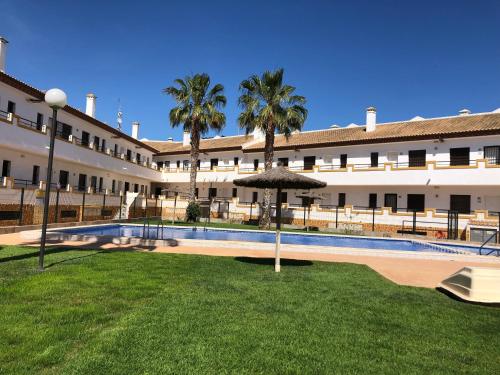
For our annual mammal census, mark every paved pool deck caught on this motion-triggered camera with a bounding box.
[1,230,499,289]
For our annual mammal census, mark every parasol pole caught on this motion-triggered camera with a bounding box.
[275,188,282,272]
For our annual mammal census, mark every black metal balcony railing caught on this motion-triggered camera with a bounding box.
[17,115,43,131]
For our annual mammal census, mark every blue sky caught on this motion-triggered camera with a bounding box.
[2,0,499,141]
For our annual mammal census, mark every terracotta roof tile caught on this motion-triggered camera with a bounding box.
[243,113,500,152]
[145,134,252,155]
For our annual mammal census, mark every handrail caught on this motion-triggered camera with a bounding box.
[479,231,498,255]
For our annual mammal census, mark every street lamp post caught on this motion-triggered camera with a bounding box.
[39,88,67,271]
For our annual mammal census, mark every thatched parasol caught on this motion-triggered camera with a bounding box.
[296,192,324,229]
[233,165,326,272]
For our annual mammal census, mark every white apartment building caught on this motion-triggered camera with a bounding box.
[1,37,500,240]
[149,109,500,213]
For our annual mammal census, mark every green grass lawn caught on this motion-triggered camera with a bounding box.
[1,245,499,374]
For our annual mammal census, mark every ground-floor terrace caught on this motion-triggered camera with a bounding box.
[153,182,500,241]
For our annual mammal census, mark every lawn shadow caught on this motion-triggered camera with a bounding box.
[234,257,313,267]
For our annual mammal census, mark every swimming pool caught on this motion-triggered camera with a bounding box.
[56,224,470,254]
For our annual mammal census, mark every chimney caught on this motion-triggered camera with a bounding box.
[253,127,265,140]
[459,109,471,116]
[0,37,8,73]
[366,106,377,132]
[85,93,96,118]
[131,121,140,139]
[183,131,191,146]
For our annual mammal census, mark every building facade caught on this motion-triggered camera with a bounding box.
[1,37,500,240]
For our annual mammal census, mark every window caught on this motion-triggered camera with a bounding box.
[369,193,377,209]
[101,139,106,153]
[93,136,100,151]
[114,144,118,156]
[183,160,189,171]
[340,154,347,168]
[197,160,201,170]
[195,188,199,198]
[409,150,426,167]
[137,153,142,164]
[232,188,238,198]
[370,152,379,168]
[124,182,130,192]
[278,157,289,167]
[384,193,398,213]
[98,177,103,192]
[338,193,346,207]
[155,187,162,196]
[145,185,148,196]
[7,101,16,114]
[484,146,500,165]
[36,113,44,130]
[450,195,471,214]
[78,174,87,191]
[407,194,425,212]
[303,156,316,170]
[134,184,139,193]
[140,185,144,194]
[234,157,239,166]
[253,159,259,171]
[252,191,258,203]
[56,122,72,141]
[450,147,470,166]
[165,160,170,169]
[90,176,97,190]
[157,161,164,170]
[111,180,116,194]
[126,149,132,161]
[59,170,69,187]
[280,191,288,204]
[32,165,40,185]
[176,160,181,169]
[210,158,219,170]
[209,187,217,199]
[1,160,11,177]
[81,131,90,147]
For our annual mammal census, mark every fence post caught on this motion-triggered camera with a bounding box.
[119,194,123,220]
[54,188,60,223]
[335,206,338,228]
[160,199,163,219]
[102,193,106,219]
[412,210,417,234]
[145,197,148,218]
[18,187,25,226]
[249,202,253,223]
[155,197,158,217]
[81,191,86,222]
[133,198,137,218]
[372,207,375,232]
[498,213,500,244]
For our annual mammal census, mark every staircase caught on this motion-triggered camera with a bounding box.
[114,192,139,220]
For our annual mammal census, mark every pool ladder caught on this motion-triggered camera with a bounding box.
[142,218,165,240]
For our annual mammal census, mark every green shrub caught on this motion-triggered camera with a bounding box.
[185,202,201,222]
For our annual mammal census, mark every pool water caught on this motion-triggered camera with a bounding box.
[58,224,466,253]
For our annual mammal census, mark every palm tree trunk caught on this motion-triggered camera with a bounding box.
[259,124,275,229]
[188,124,200,204]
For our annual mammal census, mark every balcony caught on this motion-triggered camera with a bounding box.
[160,159,500,186]
[0,112,162,181]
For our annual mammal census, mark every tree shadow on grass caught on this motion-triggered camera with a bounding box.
[0,245,109,268]
[234,257,313,267]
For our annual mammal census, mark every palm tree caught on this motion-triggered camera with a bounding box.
[164,74,226,203]
[238,68,307,228]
